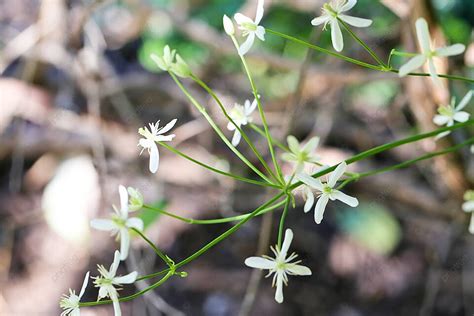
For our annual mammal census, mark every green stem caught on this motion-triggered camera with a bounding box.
[160,142,279,188]
[250,123,288,151]
[191,75,280,183]
[132,228,173,267]
[142,198,286,224]
[231,35,285,185]
[277,197,291,248]
[169,72,275,185]
[338,18,386,67]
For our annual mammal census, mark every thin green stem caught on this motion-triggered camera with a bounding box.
[231,35,285,185]
[338,18,386,67]
[169,72,275,185]
[250,123,288,151]
[191,75,280,183]
[277,197,291,248]
[132,228,173,267]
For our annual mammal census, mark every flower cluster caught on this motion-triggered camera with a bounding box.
[433,90,472,139]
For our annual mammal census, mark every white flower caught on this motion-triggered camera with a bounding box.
[127,187,143,211]
[138,119,177,173]
[90,185,144,260]
[227,98,258,146]
[93,251,138,316]
[311,0,372,52]
[223,14,235,36]
[281,136,320,173]
[60,271,90,316]
[151,45,175,71]
[234,0,265,55]
[463,190,474,234]
[296,162,358,224]
[244,229,311,303]
[399,18,465,84]
[433,90,472,139]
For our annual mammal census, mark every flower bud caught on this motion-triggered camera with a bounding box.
[223,15,235,36]
[127,187,144,211]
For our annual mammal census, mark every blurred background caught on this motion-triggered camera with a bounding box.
[0,0,473,315]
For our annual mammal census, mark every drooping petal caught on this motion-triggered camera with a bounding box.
[453,111,470,123]
[433,114,450,126]
[330,19,344,52]
[114,271,138,284]
[275,273,284,303]
[110,250,121,277]
[455,90,473,111]
[296,173,324,191]
[255,25,266,41]
[244,257,276,270]
[338,14,372,27]
[469,214,474,235]
[304,189,315,213]
[234,13,254,25]
[255,0,265,24]
[126,217,144,231]
[119,228,130,261]
[149,142,159,174]
[118,185,129,219]
[90,219,116,231]
[311,15,330,26]
[286,264,312,276]
[110,291,121,316]
[78,271,90,298]
[328,162,347,187]
[280,229,294,259]
[157,118,177,135]
[232,130,242,146]
[415,18,431,54]
[332,190,359,207]
[340,0,357,12]
[435,44,465,57]
[398,54,426,77]
[238,32,256,56]
[428,58,441,86]
[314,195,329,224]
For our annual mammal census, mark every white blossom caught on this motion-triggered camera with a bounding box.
[90,185,144,260]
[150,45,175,71]
[93,251,138,316]
[60,271,90,316]
[463,190,474,234]
[138,119,177,173]
[433,90,472,139]
[223,14,235,36]
[281,136,320,173]
[227,98,258,146]
[244,229,311,303]
[234,0,265,55]
[311,0,372,52]
[127,187,144,211]
[399,18,465,84]
[296,162,358,224]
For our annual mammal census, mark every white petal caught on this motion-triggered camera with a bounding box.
[332,190,359,207]
[232,130,242,146]
[338,15,372,28]
[280,229,294,259]
[296,173,324,191]
[119,229,130,261]
[223,14,235,35]
[453,111,470,123]
[415,18,431,53]
[330,19,344,52]
[469,214,474,235]
[304,190,315,213]
[149,142,159,174]
[328,162,347,187]
[227,121,237,131]
[311,15,330,26]
[340,0,357,12]
[433,114,450,126]
[244,257,276,269]
[456,91,473,111]
[286,264,312,276]
[110,291,121,316]
[155,134,175,142]
[255,0,265,24]
[287,136,300,154]
[255,26,266,41]
[79,271,90,298]
[157,118,177,135]
[302,137,319,154]
[281,152,297,162]
[314,195,329,224]
[428,58,441,86]
[114,271,138,284]
[126,217,144,231]
[246,98,258,115]
[90,219,116,231]
[234,13,253,25]
[110,250,121,277]
[98,286,108,300]
[435,44,465,57]
[275,273,284,303]
[238,33,255,56]
[398,54,426,77]
[435,130,451,140]
[118,185,129,219]
[463,201,474,213]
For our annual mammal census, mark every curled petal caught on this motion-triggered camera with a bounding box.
[304,190,315,213]
[338,15,372,27]
[330,19,344,52]
[399,54,426,77]
[245,257,276,270]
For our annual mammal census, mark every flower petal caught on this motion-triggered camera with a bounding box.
[110,291,121,316]
[246,98,258,115]
[433,114,450,126]
[232,130,242,146]
[296,173,324,191]
[90,219,116,231]
[234,13,253,25]
[118,185,129,219]
[126,217,144,231]
[338,15,372,28]
[255,25,266,41]
[469,214,474,235]
[275,273,284,303]
[149,142,159,174]
[463,201,474,213]
[456,90,473,111]
[119,228,130,261]
[302,136,319,154]
[79,271,90,298]
[238,32,255,56]
[453,111,470,123]
[435,130,451,140]
[415,18,431,53]
[255,0,265,24]
[398,54,426,77]
[280,229,294,259]
[328,162,347,187]
[314,195,329,224]
[435,44,465,57]
[330,19,344,52]
[286,264,312,276]
[332,190,359,207]
[428,58,441,86]
[157,118,177,135]
[340,0,357,12]
[110,250,121,277]
[304,189,315,213]
[287,136,300,154]
[311,15,330,26]
[244,257,276,270]
[114,271,138,284]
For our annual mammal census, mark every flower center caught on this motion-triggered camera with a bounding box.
[323,3,338,17]
[242,21,257,31]
[438,105,455,117]
[323,185,333,195]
